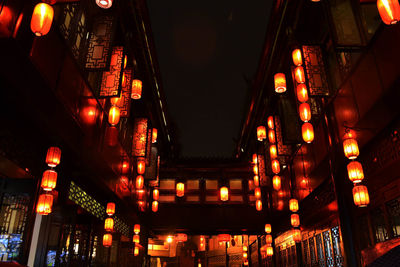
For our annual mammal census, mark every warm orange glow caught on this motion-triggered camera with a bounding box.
[104,218,114,232]
[218,234,230,242]
[289,199,299,212]
[302,122,314,143]
[152,128,158,143]
[266,246,274,257]
[254,187,261,199]
[272,175,281,191]
[243,245,248,252]
[153,189,159,200]
[256,199,263,211]
[296,84,309,103]
[108,106,120,126]
[292,49,303,66]
[176,233,188,242]
[347,161,364,183]
[31,3,54,37]
[274,73,286,93]
[268,129,276,143]
[121,161,129,174]
[299,103,311,122]
[46,147,61,167]
[377,0,400,24]
[36,194,53,215]
[176,182,185,197]
[166,235,173,243]
[292,229,302,242]
[343,138,359,160]
[265,224,272,233]
[131,79,142,99]
[243,252,248,259]
[136,189,145,200]
[294,66,306,84]
[257,126,267,141]
[103,233,112,247]
[253,165,258,175]
[134,245,139,256]
[135,175,144,189]
[152,201,158,212]
[271,159,280,174]
[269,145,277,159]
[96,0,113,9]
[137,158,146,174]
[353,185,370,207]
[300,177,309,189]
[133,234,140,243]
[252,153,258,165]
[134,224,140,234]
[106,202,115,216]
[220,186,229,201]
[267,116,274,129]
[41,170,57,191]
[266,234,273,244]
[253,175,260,187]
[291,214,300,227]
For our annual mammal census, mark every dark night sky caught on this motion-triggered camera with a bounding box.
[146,0,271,158]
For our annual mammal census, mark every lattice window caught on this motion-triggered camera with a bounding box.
[315,234,325,267]
[132,118,148,157]
[274,116,292,155]
[331,226,344,267]
[99,46,124,97]
[59,4,78,40]
[116,70,132,117]
[309,237,317,266]
[114,217,130,237]
[386,197,400,238]
[302,46,329,96]
[371,207,389,243]
[257,154,267,186]
[323,230,335,267]
[302,239,310,266]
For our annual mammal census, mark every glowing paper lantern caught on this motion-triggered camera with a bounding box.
[103,233,112,247]
[299,103,311,122]
[296,84,309,103]
[166,235,173,243]
[289,199,299,212]
[254,187,261,199]
[302,123,314,143]
[291,214,300,227]
[137,158,146,174]
[36,194,53,215]
[104,218,114,232]
[265,224,272,234]
[153,189,159,200]
[136,175,144,189]
[41,170,57,191]
[267,116,274,129]
[131,79,142,99]
[252,154,258,165]
[300,177,310,189]
[294,66,306,84]
[353,185,370,207]
[269,145,277,159]
[266,246,274,256]
[96,0,113,9]
[256,200,263,211]
[377,0,400,25]
[266,234,273,244]
[253,165,258,175]
[152,201,158,212]
[133,234,140,243]
[343,131,359,159]
[272,175,281,191]
[243,251,248,259]
[220,187,229,201]
[134,245,139,256]
[176,182,185,197]
[46,147,61,167]
[292,48,303,66]
[106,202,115,216]
[108,106,120,126]
[274,73,286,93]
[134,224,140,234]
[257,126,267,141]
[152,128,158,143]
[292,229,301,242]
[253,175,260,187]
[271,160,280,174]
[268,129,276,143]
[31,3,54,36]
[121,161,129,174]
[347,161,364,183]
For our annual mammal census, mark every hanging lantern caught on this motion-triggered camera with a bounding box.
[108,106,121,126]
[133,234,140,243]
[274,73,287,93]
[266,246,274,256]
[254,187,261,199]
[253,175,260,187]
[289,199,299,212]
[134,224,140,234]
[176,182,185,197]
[106,202,115,216]
[137,158,146,174]
[265,224,272,234]
[152,201,158,212]
[268,129,276,143]
[135,175,144,189]
[292,49,303,66]
[121,161,129,174]
[166,235,173,243]
[134,245,139,256]
[31,3,54,37]
[265,234,273,244]
[131,79,142,99]
[252,153,258,165]
[267,116,274,129]
[41,170,57,191]
[299,103,311,122]
[46,147,61,167]
[153,189,159,200]
[377,0,400,25]
[253,165,258,175]
[96,0,113,9]
[271,160,280,174]
[104,218,114,232]
[302,122,314,143]
[220,187,229,201]
[244,260,249,266]
[272,175,281,191]
[353,185,370,207]
[257,126,267,141]
[291,214,300,227]
[243,245,248,252]
[136,189,145,200]
[218,234,230,242]
[294,66,306,84]
[269,145,277,159]
[256,199,263,211]
[176,233,188,242]
[300,177,310,189]
[292,229,302,242]
[243,251,248,259]
[347,161,364,183]
[152,128,158,143]
[103,233,112,247]
[36,193,53,215]
[343,132,359,159]
[296,84,309,103]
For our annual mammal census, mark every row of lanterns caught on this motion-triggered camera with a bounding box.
[264,224,274,257]
[251,154,263,211]
[289,198,301,243]
[103,202,116,247]
[268,116,282,191]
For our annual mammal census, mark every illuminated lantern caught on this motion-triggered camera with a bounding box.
[268,129,276,143]
[176,182,185,197]
[153,189,159,200]
[134,224,140,234]
[254,187,261,199]
[152,201,158,212]
[136,189,145,200]
[292,49,303,66]
[300,177,310,189]
[271,160,280,174]
[218,234,230,242]
[137,158,145,174]
[152,128,158,143]
[256,199,263,211]
[252,153,258,164]
[133,234,140,243]
[137,201,145,211]
[103,234,112,247]
[289,199,299,212]
[291,214,300,227]
[135,175,144,189]
[176,233,188,242]
[296,84,309,103]
[266,234,273,244]
[377,0,400,25]
[134,245,139,256]
[41,170,57,191]
[266,246,274,256]
[243,252,248,259]
[31,3,54,36]
[347,161,364,183]
[46,147,61,167]
[294,66,306,84]
[131,79,142,99]
[302,122,314,143]
[269,145,277,159]
[253,175,260,187]
[220,187,229,201]
[343,132,359,159]
[166,235,173,243]
[253,165,258,175]
[121,161,129,174]
[272,175,281,191]
[36,194,53,215]
[108,106,120,126]
[267,116,274,129]
[243,245,248,252]
[274,73,286,93]
[353,185,370,207]
[96,0,113,9]
[292,229,302,242]
[299,103,311,122]
[265,224,272,234]
[106,202,115,216]
[104,218,114,232]
[257,126,267,141]
[244,260,249,266]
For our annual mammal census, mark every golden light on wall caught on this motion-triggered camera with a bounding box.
[135,175,144,189]
[134,224,140,234]
[176,233,188,242]
[347,161,364,183]
[103,234,112,247]
[343,133,359,160]
[256,200,263,211]
[108,106,121,126]
[265,234,272,244]
[296,84,309,103]
[294,66,306,84]
[268,129,276,143]
[137,158,146,174]
[152,128,158,143]
[104,218,114,232]
[152,201,158,212]
[41,170,57,191]
[133,234,140,243]
[257,126,267,141]
[106,202,115,216]
[291,214,300,227]
[266,246,274,256]
[265,224,272,234]
[96,0,113,9]
[46,147,61,167]
[271,160,280,174]
[31,3,54,36]
[166,235,173,243]
[218,234,230,242]
[267,116,274,129]
[292,49,303,66]
[252,153,258,164]
[299,103,311,122]
[253,175,260,187]
[36,194,53,215]
[220,187,229,201]
[377,0,400,25]
[254,187,261,199]
[176,182,185,197]
[272,175,281,191]
[269,145,277,159]
[289,199,299,212]
[302,122,314,143]
[292,229,302,243]
[353,185,370,207]
[274,73,287,93]
[153,189,159,200]
[131,79,142,99]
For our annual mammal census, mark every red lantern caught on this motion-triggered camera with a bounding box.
[133,234,140,243]
[292,49,303,66]
[254,187,261,199]
[131,79,142,99]
[103,234,112,247]
[136,189,145,200]
[294,66,306,84]
[176,182,185,197]
[299,103,311,122]
[134,245,139,256]
[106,202,115,216]
[31,3,54,36]
[289,199,299,212]
[269,145,277,159]
[292,229,302,243]
[137,158,145,174]
[268,129,276,143]
[243,251,248,259]
[300,177,309,189]
[343,132,359,159]
[152,128,158,143]
[108,106,120,126]
[377,0,400,25]
[253,165,258,175]
[46,147,61,167]
[104,218,114,232]
[302,123,314,143]
[266,234,273,244]
[152,201,158,212]
[220,187,229,201]
[347,161,364,183]
[272,175,281,191]
[296,84,309,103]
[176,233,188,242]
[256,200,262,211]
[135,175,144,189]
[153,189,159,200]
[253,175,260,187]
[266,246,274,256]
[291,214,300,227]
[265,224,272,234]
[252,153,258,165]
[41,170,57,191]
[218,234,230,242]
[271,160,280,174]
[121,161,129,174]
[267,116,274,129]
[134,224,140,234]
[274,73,286,93]
[257,126,267,141]
[96,0,113,9]
[353,185,370,207]
[36,194,53,215]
